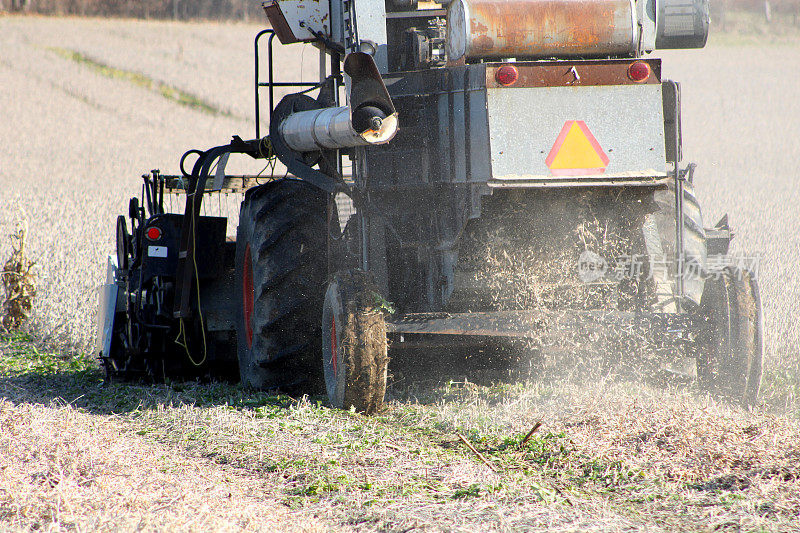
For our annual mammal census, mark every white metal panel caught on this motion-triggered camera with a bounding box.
[95,256,119,357]
[487,84,667,181]
[147,246,169,258]
[352,0,389,73]
[638,0,658,51]
[267,0,331,42]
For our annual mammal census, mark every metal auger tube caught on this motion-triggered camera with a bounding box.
[279,105,398,153]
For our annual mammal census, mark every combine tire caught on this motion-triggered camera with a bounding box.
[696,267,763,405]
[235,179,327,392]
[321,271,388,414]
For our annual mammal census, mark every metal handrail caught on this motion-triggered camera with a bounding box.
[254,29,319,139]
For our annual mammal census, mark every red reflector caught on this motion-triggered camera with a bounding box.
[628,61,651,83]
[495,65,519,86]
[146,227,162,241]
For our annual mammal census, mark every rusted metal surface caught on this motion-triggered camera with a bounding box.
[447,0,637,61]
[485,59,661,88]
[387,310,694,340]
[263,2,297,44]
[263,0,331,45]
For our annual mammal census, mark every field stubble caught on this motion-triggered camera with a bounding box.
[1,14,800,532]
[2,334,800,531]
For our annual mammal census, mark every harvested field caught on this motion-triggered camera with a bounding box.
[1,14,800,532]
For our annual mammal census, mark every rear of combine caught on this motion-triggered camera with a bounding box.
[97,0,763,413]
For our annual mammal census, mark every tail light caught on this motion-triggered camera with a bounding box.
[495,64,519,86]
[146,226,162,241]
[628,61,651,83]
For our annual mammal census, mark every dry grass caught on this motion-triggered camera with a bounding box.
[453,190,650,312]
[0,13,799,532]
[0,400,323,532]
[708,9,800,46]
[3,332,800,531]
[1,217,36,330]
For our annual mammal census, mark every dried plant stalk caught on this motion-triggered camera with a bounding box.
[451,189,652,313]
[2,221,36,330]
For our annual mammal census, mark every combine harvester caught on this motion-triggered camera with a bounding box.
[98,0,763,412]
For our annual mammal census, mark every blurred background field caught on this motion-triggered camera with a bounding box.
[2,9,799,412]
[1,0,264,20]
[2,0,799,24]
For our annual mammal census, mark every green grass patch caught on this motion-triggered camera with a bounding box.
[47,47,238,118]
[2,339,790,529]
[0,331,96,378]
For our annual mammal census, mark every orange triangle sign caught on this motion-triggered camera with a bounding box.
[545,121,609,176]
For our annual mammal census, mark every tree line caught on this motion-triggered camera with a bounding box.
[1,0,266,20]
[714,0,800,27]
[3,0,798,21]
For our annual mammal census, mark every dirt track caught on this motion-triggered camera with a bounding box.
[1,14,800,532]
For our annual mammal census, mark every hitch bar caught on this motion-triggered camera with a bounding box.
[387,309,698,343]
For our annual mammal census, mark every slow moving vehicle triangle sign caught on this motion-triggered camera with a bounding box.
[545,120,609,176]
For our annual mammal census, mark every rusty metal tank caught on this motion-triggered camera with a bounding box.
[447,0,638,61]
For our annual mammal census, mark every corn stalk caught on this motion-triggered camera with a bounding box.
[2,222,36,330]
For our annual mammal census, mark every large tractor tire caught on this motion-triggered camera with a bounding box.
[235,179,328,392]
[321,271,388,414]
[696,267,763,405]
